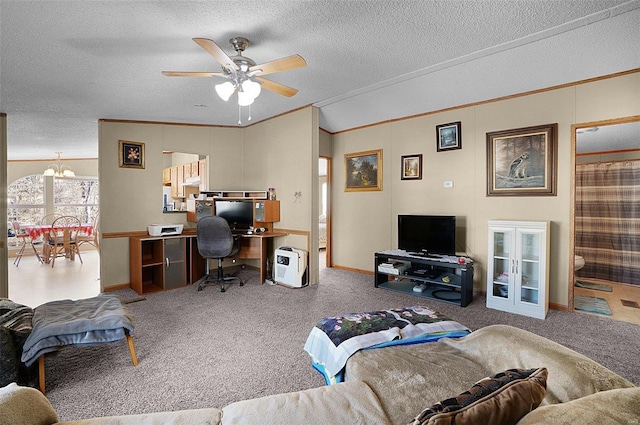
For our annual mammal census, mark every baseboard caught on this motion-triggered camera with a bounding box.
[103,283,131,292]
[333,264,373,275]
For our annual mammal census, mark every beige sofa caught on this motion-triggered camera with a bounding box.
[1,325,638,425]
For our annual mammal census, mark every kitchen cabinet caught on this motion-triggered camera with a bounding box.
[486,220,550,319]
[170,165,185,198]
[162,167,172,185]
[198,158,208,191]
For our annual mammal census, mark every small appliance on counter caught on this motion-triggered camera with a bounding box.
[147,224,184,236]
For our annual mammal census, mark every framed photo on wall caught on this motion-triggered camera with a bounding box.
[118,140,145,169]
[436,121,462,152]
[401,154,422,180]
[486,123,557,196]
[344,149,382,191]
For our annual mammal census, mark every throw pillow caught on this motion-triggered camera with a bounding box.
[409,367,548,425]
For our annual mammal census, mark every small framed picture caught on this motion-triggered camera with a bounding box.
[401,154,422,180]
[436,121,462,152]
[118,140,145,169]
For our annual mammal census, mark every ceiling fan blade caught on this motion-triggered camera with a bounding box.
[250,54,306,76]
[162,71,225,77]
[255,77,298,97]
[193,38,239,71]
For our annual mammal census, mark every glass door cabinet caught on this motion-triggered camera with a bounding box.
[486,220,550,319]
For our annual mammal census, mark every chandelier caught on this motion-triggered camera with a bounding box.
[43,152,75,177]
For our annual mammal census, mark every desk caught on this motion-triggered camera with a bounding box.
[233,232,287,284]
[129,231,286,294]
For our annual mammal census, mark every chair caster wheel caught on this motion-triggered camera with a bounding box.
[221,288,226,293]
[240,281,245,286]
[197,286,203,292]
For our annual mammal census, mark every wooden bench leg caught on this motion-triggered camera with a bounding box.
[127,334,138,366]
[38,355,46,394]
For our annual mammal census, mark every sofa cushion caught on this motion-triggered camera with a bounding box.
[409,367,547,425]
[221,380,391,425]
[435,325,635,404]
[516,387,640,425]
[0,382,59,425]
[57,408,223,425]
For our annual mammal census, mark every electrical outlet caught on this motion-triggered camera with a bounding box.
[443,181,454,188]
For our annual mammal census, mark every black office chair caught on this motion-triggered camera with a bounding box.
[196,216,244,292]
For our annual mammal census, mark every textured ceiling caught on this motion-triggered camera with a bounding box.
[1,0,639,160]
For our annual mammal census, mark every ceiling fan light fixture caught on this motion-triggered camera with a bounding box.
[237,90,255,106]
[241,79,261,99]
[215,81,235,101]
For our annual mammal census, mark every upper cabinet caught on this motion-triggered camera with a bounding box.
[163,153,208,207]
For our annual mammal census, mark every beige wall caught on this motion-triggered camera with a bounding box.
[0,114,7,298]
[7,159,98,184]
[331,72,640,307]
[98,107,319,288]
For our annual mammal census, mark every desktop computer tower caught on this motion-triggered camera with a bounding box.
[274,247,308,288]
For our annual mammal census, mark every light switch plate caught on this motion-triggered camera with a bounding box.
[443,181,454,188]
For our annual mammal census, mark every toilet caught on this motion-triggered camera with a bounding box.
[574,255,585,271]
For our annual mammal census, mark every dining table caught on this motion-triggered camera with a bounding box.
[22,224,94,263]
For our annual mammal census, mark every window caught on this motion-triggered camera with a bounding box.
[54,177,99,224]
[7,174,46,225]
[7,175,99,243]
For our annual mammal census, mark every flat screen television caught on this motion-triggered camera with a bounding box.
[214,200,254,230]
[398,215,456,255]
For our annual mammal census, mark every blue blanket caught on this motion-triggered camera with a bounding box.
[304,306,470,384]
[21,295,134,367]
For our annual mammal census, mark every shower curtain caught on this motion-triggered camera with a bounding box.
[575,160,640,286]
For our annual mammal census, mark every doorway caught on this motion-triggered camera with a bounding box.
[319,157,331,269]
[571,117,640,325]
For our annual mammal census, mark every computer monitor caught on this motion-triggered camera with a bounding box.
[214,200,254,230]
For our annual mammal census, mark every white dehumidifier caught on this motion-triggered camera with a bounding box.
[274,247,308,288]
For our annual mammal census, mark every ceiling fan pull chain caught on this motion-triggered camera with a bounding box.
[248,105,252,122]
[238,104,242,125]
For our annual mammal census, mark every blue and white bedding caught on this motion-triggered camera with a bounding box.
[304,306,470,384]
[21,295,134,367]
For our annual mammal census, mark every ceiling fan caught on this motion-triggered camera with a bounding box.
[163,37,306,120]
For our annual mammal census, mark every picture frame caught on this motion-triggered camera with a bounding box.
[344,149,382,192]
[436,121,462,152]
[401,154,422,180]
[118,140,145,169]
[486,123,557,196]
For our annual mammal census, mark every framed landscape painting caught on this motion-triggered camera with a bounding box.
[344,149,382,191]
[401,154,422,180]
[486,123,557,196]
[119,140,145,169]
[436,121,462,152]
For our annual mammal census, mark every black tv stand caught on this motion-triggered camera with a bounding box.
[375,250,474,307]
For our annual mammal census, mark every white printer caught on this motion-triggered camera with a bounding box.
[147,224,184,236]
[274,247,308,288]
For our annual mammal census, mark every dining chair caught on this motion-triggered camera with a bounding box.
[45,216,83,267]
[40,213,62,225]
[11,221,43,266]
[76,216,100,254]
